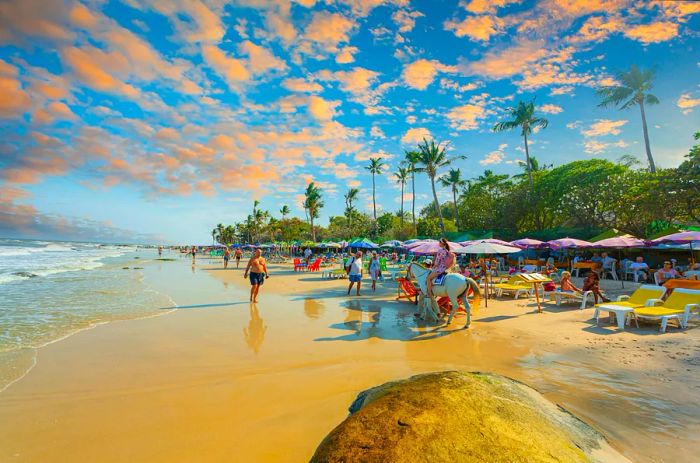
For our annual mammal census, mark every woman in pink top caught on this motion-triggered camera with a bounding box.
[427,238,456,297]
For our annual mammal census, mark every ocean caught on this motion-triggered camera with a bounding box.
[0,239,179,390]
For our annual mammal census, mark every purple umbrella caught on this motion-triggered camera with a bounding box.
[410,241,463,254]
[547,237,592,249]
[404,239,437,249]
[652,231,700,244]
[510,238,547,249]
[589,236,648,248]
[477,238,513,246]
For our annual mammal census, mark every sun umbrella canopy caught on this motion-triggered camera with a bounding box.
[510,238,547,249]
[454,240,522,254]
[350,238,379,249]
[403,238,421,245]
[410,241,463,254]
[404,239,437,249]
[652,231,700,244]
[588,236,648,248]
[547,237,592,249]
[380,240,403,248]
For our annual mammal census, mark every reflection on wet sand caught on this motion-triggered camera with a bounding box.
[243,303,267,354]
[303,298,325,319]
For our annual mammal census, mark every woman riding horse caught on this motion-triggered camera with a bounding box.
[427,238,456,298]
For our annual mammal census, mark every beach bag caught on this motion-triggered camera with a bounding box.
[543,282,556,292]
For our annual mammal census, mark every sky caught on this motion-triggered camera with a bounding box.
[0,0,699,244]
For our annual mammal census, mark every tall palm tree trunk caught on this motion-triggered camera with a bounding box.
[638,100,656,173]
[372,173,377,221]
[400,182,404,227]
[452,186,459,230]
[523,131,534,192]
[430,176,446,236]
[411,170,416,236]
[310,214,315,242]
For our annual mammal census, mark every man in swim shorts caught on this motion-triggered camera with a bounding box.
[244,248,269,303]
[235,247,243,268]
[223,247,231,269]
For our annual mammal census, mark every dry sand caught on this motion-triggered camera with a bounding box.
[0,258,698,462]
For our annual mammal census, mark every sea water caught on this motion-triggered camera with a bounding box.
[0,239,178,390]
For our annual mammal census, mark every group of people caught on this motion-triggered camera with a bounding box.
[344,250,385,296]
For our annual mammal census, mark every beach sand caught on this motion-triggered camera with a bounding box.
[0,258,699,462]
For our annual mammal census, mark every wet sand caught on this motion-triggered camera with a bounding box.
[0,258,699,462]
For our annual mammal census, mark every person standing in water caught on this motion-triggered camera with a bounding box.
[223,247,231,269]
[235,247,243,268]
[191,246,196,265]
[158,246,163,257]
[244,248,269,303]
[369,251,380,292]
[346,251,363,296]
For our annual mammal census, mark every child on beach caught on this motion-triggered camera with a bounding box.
[369,252,380,292]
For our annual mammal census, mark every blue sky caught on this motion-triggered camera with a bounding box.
[0,0,698,243]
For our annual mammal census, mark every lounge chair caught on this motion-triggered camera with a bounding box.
[396,277,419,305]
[593,285,668,330]
[293,258,306,272]
[550,290,595,309]
[307,258,321,272]
[493,280,532,299]
[633,288,700,332]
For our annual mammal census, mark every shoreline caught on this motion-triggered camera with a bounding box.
[0,258,697,462]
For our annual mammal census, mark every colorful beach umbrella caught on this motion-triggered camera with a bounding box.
[547,237,592,249]
[510,238,547,249]
[588,236,648,248]
[404,239,438,249]
[652,230,700,245]
[410,241,462,254]
[453,241,522,255]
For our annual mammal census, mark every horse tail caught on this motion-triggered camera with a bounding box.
[460,277,481,308]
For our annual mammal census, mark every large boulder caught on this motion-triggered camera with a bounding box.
[311,371,628,463]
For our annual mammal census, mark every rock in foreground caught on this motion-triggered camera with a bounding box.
[311,371,628,463]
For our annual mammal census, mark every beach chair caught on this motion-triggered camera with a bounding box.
[493,280,532,299]
[396,277,420,304]
[307,258,321,272]
[593,285,668,329]
[602,262,618,280]
[293,258,306,272]
[633,288,700,332]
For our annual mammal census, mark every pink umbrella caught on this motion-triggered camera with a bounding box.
[547,237,592,249]
[479,238,513,246]
[404,239,437,249]
[652,231,700,244]
[589,236,648,248]
[410,241,463,254]
[510,238,547,249]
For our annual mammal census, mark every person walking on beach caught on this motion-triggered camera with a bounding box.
[347,251,363,296]
[235,247,243,268]
[369,251,381,292]
[191,246,196,265]
[158,246,163,257]
[223,247,231,269]
[244,248,269,303]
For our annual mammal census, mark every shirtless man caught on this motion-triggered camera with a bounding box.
[244,248,269,303]
[235,247,243,268]
[223,247,231,269]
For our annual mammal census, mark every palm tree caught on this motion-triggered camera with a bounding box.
[304,182,324,242]
[404,150,420,236]
[344,187,359,228]
[394,167,409,227]
[279,205,290,220]
[513,156,551,180]
[415,139,466,236]
[252,200,260,242]
[211,228,217,245]
[596,65,659,172]
[439,168,467,230]
[365,157,385,221]
[493,100,548,191]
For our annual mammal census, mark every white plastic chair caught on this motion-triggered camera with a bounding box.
[602,261,618,280]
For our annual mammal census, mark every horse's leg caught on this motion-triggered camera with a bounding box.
[461,287,472,329]
[446,283,462,325]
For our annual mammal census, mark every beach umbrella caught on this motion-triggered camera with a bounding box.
[586,235,649,288]
[381,240,403,248]
[404,239,438,249]
[410,241,463,255]
[510,238,547,249]
[477,238,514,247]
[350,238,380,249]
[547,237,592,249]
[403,238,421,245]
[454,240,522,307]
[652,231,700,264]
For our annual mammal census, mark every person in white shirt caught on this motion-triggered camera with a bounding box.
[346,251,363,296]
[303,247,312,264]
[628,256,649,282]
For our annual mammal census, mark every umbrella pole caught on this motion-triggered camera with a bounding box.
[619,248,624,289]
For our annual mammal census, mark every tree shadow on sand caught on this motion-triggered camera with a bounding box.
[315,299,469,342]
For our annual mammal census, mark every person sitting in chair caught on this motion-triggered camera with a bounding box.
[427,238,456,298]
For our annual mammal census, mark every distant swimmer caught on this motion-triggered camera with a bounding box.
[244,248,269,303]
[235,247,243,268]
[223,247,231,269]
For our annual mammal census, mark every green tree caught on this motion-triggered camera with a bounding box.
[303,182,324,242]
[597,65,659,173]
[493,100,549,191]
[672,131,700,222]
[344,187,359,228]
[404,150,421,236]
[394,167,409,228]
[414,139,465,236]
[279,205,290,220]
[365,158,385,221]
[439,168,467,230]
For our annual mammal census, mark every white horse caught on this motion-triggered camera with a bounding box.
[407,263,480,329]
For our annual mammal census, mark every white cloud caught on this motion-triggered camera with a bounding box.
[677,93,700,114]
[581,119,627,137]
[540,103,563,114]
[401,127,431,144]
[480,149,505,165]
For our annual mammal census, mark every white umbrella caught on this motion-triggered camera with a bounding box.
[454,240,522,307]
